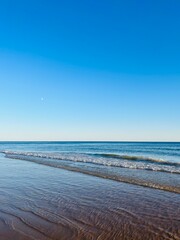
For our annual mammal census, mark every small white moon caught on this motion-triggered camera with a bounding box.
[41,97,44,101]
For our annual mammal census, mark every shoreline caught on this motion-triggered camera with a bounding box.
[0,156,180,240]
[3,152,180,194]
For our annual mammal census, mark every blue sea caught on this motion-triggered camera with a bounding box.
[0,141,179,193]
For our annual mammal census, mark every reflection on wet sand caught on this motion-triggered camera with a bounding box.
[0,155,180,240]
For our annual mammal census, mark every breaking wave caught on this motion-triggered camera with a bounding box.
[94,153,180,167]
[1,150,180,174]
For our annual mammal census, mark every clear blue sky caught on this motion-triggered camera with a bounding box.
[0,0,180,141]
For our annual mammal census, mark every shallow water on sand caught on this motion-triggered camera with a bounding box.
[0,154,180,240]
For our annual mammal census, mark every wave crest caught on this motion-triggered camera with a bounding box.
[1,150,180,174]
[95,153,180,167]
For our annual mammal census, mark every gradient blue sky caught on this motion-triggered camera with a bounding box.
[0,0,180,141]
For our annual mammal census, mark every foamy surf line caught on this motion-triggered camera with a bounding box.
[2,151,180,194]
[2,150,180,174]
[95,153,180,166]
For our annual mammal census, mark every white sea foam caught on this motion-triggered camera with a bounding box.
[2,150,180,174]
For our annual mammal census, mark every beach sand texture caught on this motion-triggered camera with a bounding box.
[0,155,180,240]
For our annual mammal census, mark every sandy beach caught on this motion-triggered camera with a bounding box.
[0,153,180,240]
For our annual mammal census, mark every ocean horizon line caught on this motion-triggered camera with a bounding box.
[0,140,180,143]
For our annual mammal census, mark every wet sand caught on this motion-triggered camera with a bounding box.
[0,155,180,240]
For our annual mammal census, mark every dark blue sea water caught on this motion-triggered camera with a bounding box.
[0,142,180,193]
